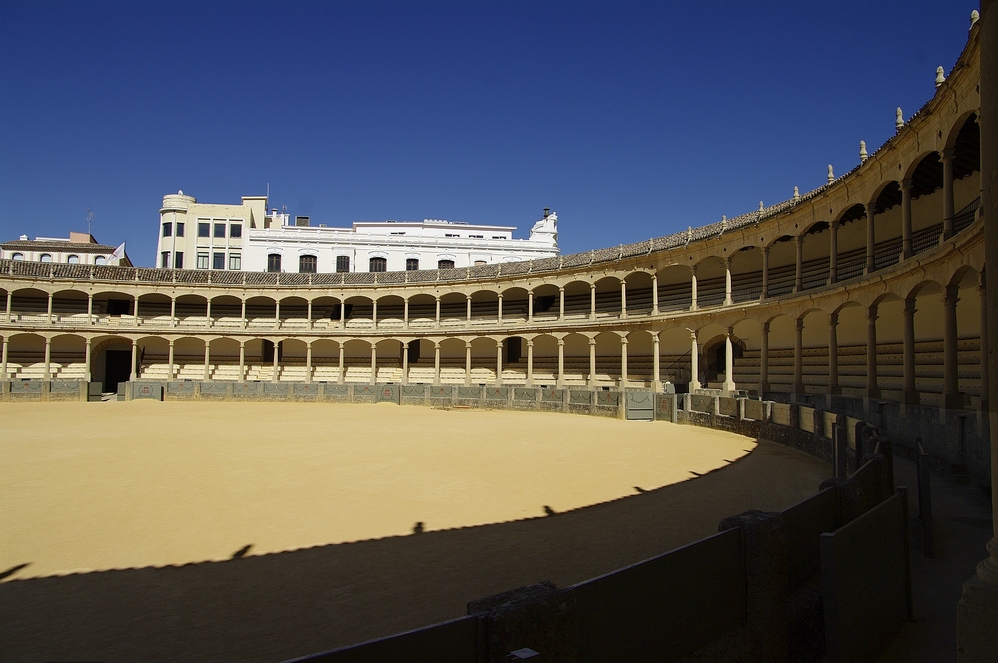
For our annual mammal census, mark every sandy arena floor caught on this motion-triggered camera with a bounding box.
[1,401,831,663]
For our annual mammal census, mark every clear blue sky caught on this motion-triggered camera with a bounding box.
[0,1,976,266]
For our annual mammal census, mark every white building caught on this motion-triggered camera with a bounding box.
[157,191,559,273]
[1,231,131,266]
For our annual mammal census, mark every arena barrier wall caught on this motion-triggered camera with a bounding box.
[1,379,91,402]
[288,456,900,663]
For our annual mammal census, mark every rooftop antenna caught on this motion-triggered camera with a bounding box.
[85,207,96,236]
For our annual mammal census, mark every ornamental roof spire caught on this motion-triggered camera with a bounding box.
[896,107,905,132]
[859,140,868,162]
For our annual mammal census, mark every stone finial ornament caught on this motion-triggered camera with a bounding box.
[935,66,945,88]
[896,107,905,131]
[686,226,692,246]
[759,200,765,212]
[793,186,800,202]
[859,140,868,162]
[827,165,835,183]
[971,9,979,28]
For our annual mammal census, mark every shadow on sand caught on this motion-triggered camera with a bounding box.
[0,440,828,663]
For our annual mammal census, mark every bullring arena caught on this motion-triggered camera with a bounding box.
[1,10,995,663]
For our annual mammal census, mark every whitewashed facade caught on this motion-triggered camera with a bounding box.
[157,192,559,273]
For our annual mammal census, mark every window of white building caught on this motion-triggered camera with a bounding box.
[369,257,387,272]
[197,252,209,269]
[213,252,224,269]
[438,259,455,269]
[299,255,317,273]
[267,254,282,272]
[11,253,23,260]
[40,254,52,262]
[67,255,80,264]
[336,256,350,272]
[228,254,240,270]
[230,224,242,238]
[95,256,106,265]
[406,258,419,271]
[162,222,172,237]
[161,252,170,268]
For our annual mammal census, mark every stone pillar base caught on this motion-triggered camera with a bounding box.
[958,573,998,661]
[689,380,701,392]
[651,380,662,392]
[722,380,736,394]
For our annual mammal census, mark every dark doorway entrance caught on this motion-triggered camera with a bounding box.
[104,350,131,392]
[407,339,420,363]
[262,340,283,363]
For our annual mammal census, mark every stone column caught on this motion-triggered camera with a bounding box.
[526,339,534,386]
[828,312,840,395]
[305,342,312,384]
[6,290,12,324]
[44,337,52,380]
[497,294,503,325]
[652,332,661,391]
[341,300,347,329]
[792,318,804,398]
[372,299,378,330]
[528,292,534,322]
[866,206,876,274]
[943,284,962,410]
[724,258,733,305]
[589,284,596,320]
[942,147,956,240]
[338,344,345,384]
[619,335,628,389]
[206,298,212,328]
[652,273,660,314]
[557,338,565,388]
[307,300,313,330]
[46,292,53,324]
[238,341,245,382]
[433,342,441,385]
[434,297,441,326]
[465,295,471,325]
[496,341,503,386]
[465,341,472,386]
[760,321,770,395]
[759,246,769,299]
[130,338,137,382]
[902,298,919,405]
[370,344,377,385]
[723,329,736,393]
[274,301,281,330]
[169,297,177,328]
[901,178,913,260]
[689,330,701,392]
[272,341,280,382]
[829,220,839,284]
[401,341,409,386]
[403,298,410,329]
[794,236,803,292]
[959,4,998,655]
[168,340,175,380]
[88,293,94,326]
[84,338,91,382]
[620,280,627,318]
[589,337,597,389]
[690,268,699,310]
[0,338,7,380]
[866,306,880,399]
[239,299,245,329]
[203,341,210,381]
[558,287,565,320]
[980,274,989,412]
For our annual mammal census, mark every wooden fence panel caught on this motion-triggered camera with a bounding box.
[573,529,745,663]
